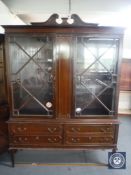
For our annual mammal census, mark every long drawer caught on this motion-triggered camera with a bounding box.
[10,135,62,146]
[64,124,115,134]
[9,123,63,136]
[65,135,114,145]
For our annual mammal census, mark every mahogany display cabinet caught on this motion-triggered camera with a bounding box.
[3,14,124,167]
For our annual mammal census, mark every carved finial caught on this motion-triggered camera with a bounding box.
[31,13,98,27]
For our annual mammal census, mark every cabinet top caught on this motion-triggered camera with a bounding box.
[3,14,124,35]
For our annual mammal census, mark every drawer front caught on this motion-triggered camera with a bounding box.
[30,124,62,135]
[10,135,62,146]
[65,124,115,134]
[9,123,63,136]
[65,136,114,145]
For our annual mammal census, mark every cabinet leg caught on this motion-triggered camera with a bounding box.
[83,150,88,163]
[9,149,16,167]
[112,147,117,153]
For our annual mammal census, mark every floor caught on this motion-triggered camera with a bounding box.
[0,116,131,175]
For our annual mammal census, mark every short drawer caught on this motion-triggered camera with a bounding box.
[10,135,62,146]
[65,135,114,145]
[65,124,115,134]
[9,123,63,136]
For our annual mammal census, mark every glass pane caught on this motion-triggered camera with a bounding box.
[9,35,54,116]
[75,37,118,116]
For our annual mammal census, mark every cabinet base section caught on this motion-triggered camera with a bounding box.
[8,119,119,167]
[9,145,118,167]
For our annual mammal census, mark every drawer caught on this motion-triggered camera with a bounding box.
[65,124,115,134]
[10,135,62,146]
[9,123,63,136]
[65,135,114,145]
[30,124,62,135]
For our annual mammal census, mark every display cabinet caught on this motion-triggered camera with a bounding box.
[3,14,124,167]
[0,34,9,153]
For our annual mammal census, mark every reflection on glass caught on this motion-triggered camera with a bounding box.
[9,36,54,116]
[75,37,118,116]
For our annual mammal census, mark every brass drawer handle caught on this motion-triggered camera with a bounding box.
[71,138,80,143]
[100,128,106,132]
[48,138,57,143]
[18,137,28,142]
[24,137,28,141]
[11,127,27,135]
[47,127,57,133]
[35,136,39,140]
[106,127,111,131]
[105,138,109,142]
[18,137,22,141]
[17,127,27,132]
[88,136,92,141]
[105,136,113,141]
[71,127,80,132]
[100,128,111,132]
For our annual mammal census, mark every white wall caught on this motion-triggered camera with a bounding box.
[119,92,131,114]
[2,0,131,14]
[1,0,131,58]
[0,1,25,33]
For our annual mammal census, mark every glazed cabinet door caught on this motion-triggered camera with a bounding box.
[7,34,55,117]
[74,36,120,117]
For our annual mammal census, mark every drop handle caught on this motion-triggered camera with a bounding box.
[17,127,27,131]
[100,128,106,132]
[18,137,22,141]
[71,127,80,132]
[47,127,57,133]
[71,138,80,143]
[48,138,57,143]
[105,138,109,142]
[100,128,110,132]
[88,136,92,141]
[35,136,39,140]
[24,137,28,141]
